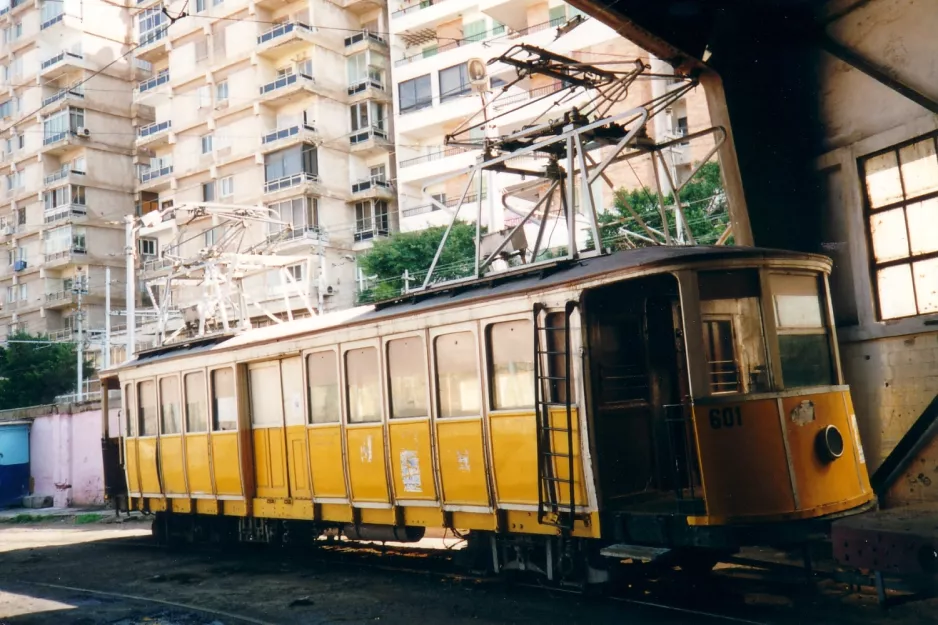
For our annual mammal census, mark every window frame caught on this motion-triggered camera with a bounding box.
[209,366,238,432]
[383,330,431,421]
[859,130,938,320]
[483,315,536,413]
[182,369,209,434]
[123,382,136,437]
[158,374,182,435]
[398,74,432,114]
[429,321,483,421]
[136,378,158,438]
[342,339,384,425]
[304,346,342,425]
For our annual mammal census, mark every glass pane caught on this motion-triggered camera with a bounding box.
[778,334,833,388]
[249,364,283,426]
[702,319,739,393]
[184,372,207,433]
[771,274,824,329]
[159,376,181,435]
[489,320,534,410]
[877,264,917,319]
[211,368,238,431]
[435,332,481,418]
[346,347,381,423]
[307,351,339,424]
[137,380,157,436]
[388,337,428,419]
[906,197,938,256]
[899,138,938,199]
[913,257,938,314]
[281,357,305,426]
[699,270,770,393]
[864,150,904,208]
[869,208,910,262]
[124,383,135,436]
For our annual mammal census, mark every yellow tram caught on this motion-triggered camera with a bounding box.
[100,246,874,580]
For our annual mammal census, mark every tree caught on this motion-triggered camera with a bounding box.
[357,221,482,303]
[0,332,93,409]
[597,160,732,250]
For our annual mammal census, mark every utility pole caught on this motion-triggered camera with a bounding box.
[74,271,84,402]
[103,265,111,370]
[317,235,325,315]
[125,215,135,362]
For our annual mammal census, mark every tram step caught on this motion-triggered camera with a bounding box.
[600,544,672,562]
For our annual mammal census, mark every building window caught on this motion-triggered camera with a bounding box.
[204,227,217,246]
[195,0,206,11]
[355,200,389,240]
[549,5,567,25]
[197,85,211,108]
[861,132,938,319]
[268,197,318,238]
[137,6,165,43]
[349,101,385,132]
[202,181,215,202]
[215,80,228,102]
[200,133,213,154]
[399,74,431,113]
[139,237,157,256]
[264,144,318,184]
[286,263,304,282]
[439,62,471,102]
[220,175,234,197]
[463,19,487,43]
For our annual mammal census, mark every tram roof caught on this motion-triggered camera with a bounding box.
[115,245,825,371]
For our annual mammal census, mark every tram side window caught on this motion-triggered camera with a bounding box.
[698,270,770,394]
[488,320,534,410]
[211,368,238,431]
[388,337,428,419]
[184,372,208,433]
[307,351,340,424]
[159,377,181,435]
[137,380,158,436]
[346,347,381,423]
[124,383,135,437]
[770,273,834,388]
[435,332,481,418]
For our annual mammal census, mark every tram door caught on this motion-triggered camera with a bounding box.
[248,359,311,500]
[587,275,686,506]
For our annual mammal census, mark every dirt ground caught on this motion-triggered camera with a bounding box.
[0,517,936,625]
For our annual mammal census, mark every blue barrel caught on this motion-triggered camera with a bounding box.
[0,423,30,507]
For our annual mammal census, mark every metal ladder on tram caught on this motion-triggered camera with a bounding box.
[534,301,578,530]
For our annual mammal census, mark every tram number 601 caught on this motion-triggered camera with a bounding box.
[709,407,742,430]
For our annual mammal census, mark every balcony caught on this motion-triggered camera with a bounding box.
[40,13,65,31]
[349,125,391,155]
[44,247,87,267]
[395,24,506,68]
[341,0,386,14]
[260,124,318,153]
[347,78,390,104]
[135,70,170,101]
[256,22,319,58]
[43,204,87,224]
[397,145,477,184]
[136,28,169,62]
[44,290,77,309]
[42,87,85,109]
[258,73,317,107]
[392,0,478,39]
[401,192,485,218]
[396,92,478,138]
[351,178,394,201]
[39,51,86,78]
[344,30,388,56]
[136,120,172,148]
[43,164,86,186]
[263,172,321,198]
[41,131,86,156]
[138,164,174,191]
[354,220,391,243]
[266,225,327,248]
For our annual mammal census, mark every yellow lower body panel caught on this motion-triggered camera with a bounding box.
[185,434,213,496]
[137,438,161,495]
[253,427,289,499]
[211,432,243,497]
[346,425,390,503]
[308,426,346,498]
[252,498,314,520]
[125,439,140,495]
[159,435,187,496]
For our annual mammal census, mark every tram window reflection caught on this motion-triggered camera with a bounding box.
[435,332,481,418]
[137,380,158,436]
[771,273,834,388]
[698,270,770,394]
[307,351,340,424]
[184,372,208,433]
[211,368,238,431]
[346,347,381,423]
[159,376,182,435]
[488,320,535,410]
[388,338,428,419]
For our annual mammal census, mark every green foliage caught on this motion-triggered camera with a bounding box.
[0,331,94,410]
[596,161,732,250]
[74,513,104,524]
[356,222,482,303]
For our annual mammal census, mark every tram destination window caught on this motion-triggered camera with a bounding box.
[770,273,834,388]
[435,332,481,418]
[159,376,181,435]
[307,351,340,424]
[488,320,535,410]
[124,383,135,437]
[346,347,381,423]
[698,270,770,394]
[184,372,208,433]
[211,368,238,431]
[137,380,158,436]
[388,338,428,419]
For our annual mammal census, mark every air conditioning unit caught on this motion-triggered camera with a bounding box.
[321,284,338,297]
[2,225,13,236]
[77,127,90,137]
[13,259,27,271]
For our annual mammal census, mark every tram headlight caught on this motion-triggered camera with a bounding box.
[815,424,845,463]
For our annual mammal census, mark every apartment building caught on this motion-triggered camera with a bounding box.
[131,0,395,324]
[0,0,132,351]
[388,0,714,240]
